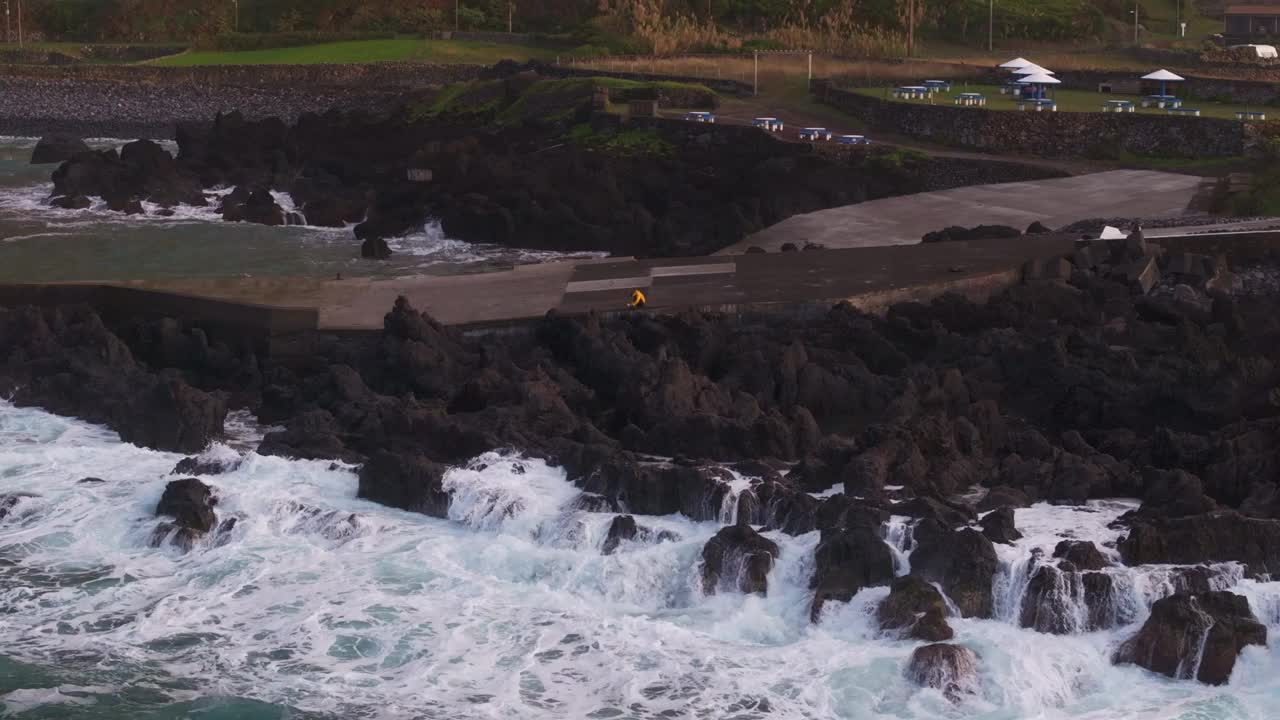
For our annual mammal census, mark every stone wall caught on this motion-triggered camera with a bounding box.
[0,283,317,351]
[828,57,1280,105]
[0,63,484,137]
[0,45,185,65]
[816,84,1245,159]
[0,62,484,89]
[1055,69,1280,106]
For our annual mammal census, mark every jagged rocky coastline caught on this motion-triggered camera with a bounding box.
[28,66,1064,261]
[5,233,1280,695]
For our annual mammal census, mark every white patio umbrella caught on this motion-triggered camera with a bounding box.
[1017,72,1061,100]
[1012,64,1055,75]
[1000,57,1034,69]
[1017,72,1061,85]
[1141,69,1185,97]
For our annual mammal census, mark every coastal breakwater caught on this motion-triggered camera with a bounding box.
[814,83,1245,159]
[4,230,1277,343]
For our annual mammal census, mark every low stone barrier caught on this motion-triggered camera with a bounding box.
[0,62,484,89]
[815,84,1244,159]
[0,284,317,350]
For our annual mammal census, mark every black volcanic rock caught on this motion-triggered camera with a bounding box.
[809,523,896,620]
[31,134,90,165]
[1120,511,1280,577]
[602,515,638,555]
[357,451,450,518]
[1114,591,1265,685]
[877,575,954,641]
[911,528,998,619]
[700,524,779,595]
[151,478,219,551]
[980,506,1022,544]
[906,644,980,702]
[1053,540,1109,571]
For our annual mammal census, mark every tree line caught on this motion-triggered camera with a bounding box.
[8,0,1109,46]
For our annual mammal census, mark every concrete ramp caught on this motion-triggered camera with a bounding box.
[724,170,1206,254]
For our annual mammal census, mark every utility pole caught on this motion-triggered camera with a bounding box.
[906,0,915,56]
[988,0,994,52]
[455,0,460,31]
[753,50,758,96]
[1133,3,1139,45]
[15,0,20,49]
[807,51,812,82]
[4,1,9,45]
[507,1,513,33]
[233,0,238,32]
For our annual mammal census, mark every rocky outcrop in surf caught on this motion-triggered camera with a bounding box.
[906,643,980,702]
[1114,591,1266,684]
[150,477,233,550]
[877,576,954,641]
[0,305,226,453]
[700,524,780,596]
[30,133,89,165]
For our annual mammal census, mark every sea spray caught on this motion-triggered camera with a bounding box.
[7,402,1280,718]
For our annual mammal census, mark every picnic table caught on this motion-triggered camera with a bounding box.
[954,93,986,107]
[1168,107,1201,117]
[1237,110,1267,121]
[1102,100,1135,113]
[836,134,871,145]
[922,80,952,93]
[1017,98,1057,112]
[892,86,929,100]
[1141,95,1181,109]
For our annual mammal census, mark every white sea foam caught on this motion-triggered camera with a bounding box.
[3,402,1280,718]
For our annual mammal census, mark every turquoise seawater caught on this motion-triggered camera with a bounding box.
[0,138,594,283]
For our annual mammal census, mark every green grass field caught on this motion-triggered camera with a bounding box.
[851,83,1268,120]
[150,38,554,66]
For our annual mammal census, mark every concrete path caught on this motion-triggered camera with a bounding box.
[131,235,1081,331]
[722,170,1207,254]
[54,227,1280,333]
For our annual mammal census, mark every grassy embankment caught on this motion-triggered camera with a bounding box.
[149,38,555,66]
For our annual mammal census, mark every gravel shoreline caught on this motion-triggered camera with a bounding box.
[0,77,403,139]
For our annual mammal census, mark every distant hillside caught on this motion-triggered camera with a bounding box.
[14,0,1217,50]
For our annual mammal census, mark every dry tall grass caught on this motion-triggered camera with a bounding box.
[571,54,979,92]
[604,0,905,57]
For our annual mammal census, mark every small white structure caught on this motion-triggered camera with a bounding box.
[1230,44,1279,58]
[1018,72,1061,86]
[1012,64,1055,76]
[1141,69,1185,102]
[1000,57,1034,69]
[1099,226,1126,240]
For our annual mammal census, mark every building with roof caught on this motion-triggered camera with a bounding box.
[1225,3,1280,39]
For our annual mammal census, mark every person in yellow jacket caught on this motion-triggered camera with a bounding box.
[627,289,647,309]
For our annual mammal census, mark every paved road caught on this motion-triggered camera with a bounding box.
[720,170,1208,254]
